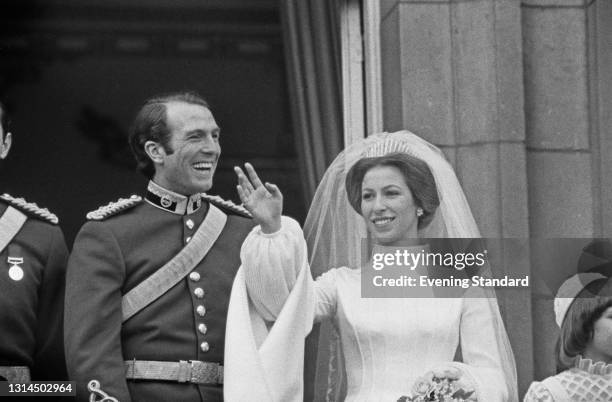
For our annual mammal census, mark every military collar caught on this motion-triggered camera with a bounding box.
[145,181,203,215]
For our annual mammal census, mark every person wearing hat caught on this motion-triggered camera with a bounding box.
[63,92,254,402]
[0,100,69,399]
[524,273,612,401]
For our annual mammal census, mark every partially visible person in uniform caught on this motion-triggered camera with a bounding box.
[64,92,254,402]
[0,100,69,399]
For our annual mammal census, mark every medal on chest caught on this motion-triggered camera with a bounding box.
[7,256,24,281]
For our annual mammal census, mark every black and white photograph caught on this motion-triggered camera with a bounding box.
[1,0,611,401]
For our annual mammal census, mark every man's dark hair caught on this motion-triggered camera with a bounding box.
[129,92,210,178]
[0,100,10,139]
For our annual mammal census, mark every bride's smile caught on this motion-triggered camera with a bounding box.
[360,165,419,246]
[371,216,395,226]
[231,132,518,402]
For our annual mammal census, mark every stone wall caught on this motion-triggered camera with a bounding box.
[379,0,611,395]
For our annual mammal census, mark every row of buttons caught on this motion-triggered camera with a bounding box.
[186,219,194,242]
[191,271,210,353]
[184,219,209,353]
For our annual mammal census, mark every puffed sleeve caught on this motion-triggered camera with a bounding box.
[242,216,305,321]
[523,381,555,402]
[452,289,516,401]
[32,225,69,383]
[64,222,130,402]
[242,216,339,323]
[225,216,316,402]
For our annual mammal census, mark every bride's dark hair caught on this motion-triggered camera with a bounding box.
[345,152,440,229]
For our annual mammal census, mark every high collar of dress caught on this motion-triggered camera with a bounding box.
[575,355,612,375]
[145,181,203,215]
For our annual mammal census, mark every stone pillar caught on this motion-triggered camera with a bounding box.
[522,0,612,381]
[380,0,532,394]
[523,0,595,237]
[381,0,527,238]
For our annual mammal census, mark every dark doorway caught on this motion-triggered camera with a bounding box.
[0,0,306,243]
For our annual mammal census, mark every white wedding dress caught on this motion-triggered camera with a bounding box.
[224,131,517,402]
[241,217,510,402]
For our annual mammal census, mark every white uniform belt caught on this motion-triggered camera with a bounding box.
[124,360,223,385]
[0,366,30,382]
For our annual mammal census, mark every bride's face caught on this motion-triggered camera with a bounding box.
[360,165,419,246]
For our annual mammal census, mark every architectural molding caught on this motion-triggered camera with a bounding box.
[522,0,596,8]
[340,0,366,146]
[363,0,384,135]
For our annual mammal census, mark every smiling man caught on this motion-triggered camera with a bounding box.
[64,92,254,402]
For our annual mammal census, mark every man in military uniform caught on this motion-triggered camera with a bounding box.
[0,100,69,399]
[64,92,254,401]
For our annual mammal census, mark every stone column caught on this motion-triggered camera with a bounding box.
[522,0,611,380]
[381,0,527,237]
[380,0,532,394]
[523,0,596,237]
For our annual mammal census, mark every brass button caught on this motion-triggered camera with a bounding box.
[200,342,210,352]
[186,236,192,243]
[194,287,204,298]
[189,272,201,282]
[198,323,208,334]
[186,219,194,229]
[196,305,206,317]
[160,195,172,208]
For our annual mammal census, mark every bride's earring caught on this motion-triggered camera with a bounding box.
[416,207,424,217]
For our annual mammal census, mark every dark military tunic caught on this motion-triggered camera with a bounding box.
[64,183,254,402]
[0,195,69,400]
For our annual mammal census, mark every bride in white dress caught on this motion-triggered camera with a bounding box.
[224,131,518,402]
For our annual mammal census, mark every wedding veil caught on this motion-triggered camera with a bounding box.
[302,131,519,401]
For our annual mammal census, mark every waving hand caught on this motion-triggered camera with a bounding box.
[234,162,283,233]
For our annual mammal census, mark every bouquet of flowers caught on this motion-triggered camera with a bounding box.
[397,369,476,402]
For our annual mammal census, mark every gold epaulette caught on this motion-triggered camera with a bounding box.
[201,193,252,218]
[0,193,59,224]
[86,195,143,220]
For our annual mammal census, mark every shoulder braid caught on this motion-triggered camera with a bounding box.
[0,193,59,224]
[201,193,251,218]
[86,195,143,221]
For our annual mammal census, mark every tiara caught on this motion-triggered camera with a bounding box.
[364,138,417,158]
[554,272,606,327]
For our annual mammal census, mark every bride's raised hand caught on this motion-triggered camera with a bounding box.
[234,162,283,233]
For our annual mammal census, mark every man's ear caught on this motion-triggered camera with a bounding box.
[0,132,12,160]
[144,140,166,165]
